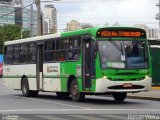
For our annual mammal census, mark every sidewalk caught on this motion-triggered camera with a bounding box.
[128,88,160,101]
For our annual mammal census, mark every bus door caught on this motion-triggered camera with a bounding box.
[82,37,95,90]
[36,44,43,90]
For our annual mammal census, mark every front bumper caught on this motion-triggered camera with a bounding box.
[95,76,152,93]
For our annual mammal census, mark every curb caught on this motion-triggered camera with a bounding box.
[127,96,160,101]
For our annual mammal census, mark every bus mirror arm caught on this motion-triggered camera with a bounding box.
[92,41,98,59]
[90,37,98,59]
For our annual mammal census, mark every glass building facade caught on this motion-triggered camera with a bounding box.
[0,5,15,26]
[0,3,37,35]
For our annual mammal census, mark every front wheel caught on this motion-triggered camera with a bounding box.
[113,92,127,102]
[70,79,85,102]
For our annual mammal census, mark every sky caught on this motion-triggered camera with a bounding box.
[26,0,159,32]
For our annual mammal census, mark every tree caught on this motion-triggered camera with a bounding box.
[23,30,31,39]
[0,24,21,54]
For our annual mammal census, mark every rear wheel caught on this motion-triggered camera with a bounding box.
[113,92,127,102]
[70,79,85,102]
[21,77,39,97]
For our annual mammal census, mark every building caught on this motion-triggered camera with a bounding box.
[0,1,15,26]
[43,16,49,35]
[0,0,49,36]
[148,28,158,39]
[134,24,158,39]
[44,5,57,34]
[66,20,80,31]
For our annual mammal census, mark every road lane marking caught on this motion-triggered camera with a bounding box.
[19,97,90,109]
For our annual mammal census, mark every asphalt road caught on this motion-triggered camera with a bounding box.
[0,79,160,120]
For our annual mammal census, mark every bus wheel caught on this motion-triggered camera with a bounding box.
[70,79,85,102]
[112,92,127,102]
[21,77,31,97]
[56,92,70,98]
[21,77,39,97]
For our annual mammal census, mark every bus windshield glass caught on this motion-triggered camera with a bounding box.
[98,40,148,69]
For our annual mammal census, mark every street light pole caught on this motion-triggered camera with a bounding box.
[159,0,160,38]
[35,0,43,36]
[30,4,34,37]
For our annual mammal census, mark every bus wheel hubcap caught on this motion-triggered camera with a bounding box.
[23,84,27,94]
[72,84,78,96]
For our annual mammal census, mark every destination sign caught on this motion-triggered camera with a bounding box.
[96,28,146,38]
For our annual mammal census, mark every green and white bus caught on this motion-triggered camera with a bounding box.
[3,27,152,102]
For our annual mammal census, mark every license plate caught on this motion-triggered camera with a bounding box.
[123,83,132,88]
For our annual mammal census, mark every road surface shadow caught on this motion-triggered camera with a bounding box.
[14,93,145,105]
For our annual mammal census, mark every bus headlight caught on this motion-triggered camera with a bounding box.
[103,76,107,79]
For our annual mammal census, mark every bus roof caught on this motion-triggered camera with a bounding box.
[4,26,146,46]
[61,26,146,37]
[4,33,61,46]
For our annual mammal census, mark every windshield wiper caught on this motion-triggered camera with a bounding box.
[108,39,123,54]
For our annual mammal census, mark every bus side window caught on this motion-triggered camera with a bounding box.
[6,46,13,64]
[55,38,68,62]
[57,38,68,49]
[29,43,36,63]
[56,51,66,61]
[13,45,20,64]
[69,37,81,49]
[68,49,80,61]
[44,40,55,62]
[67,37,81,61]
[20,44,28,64]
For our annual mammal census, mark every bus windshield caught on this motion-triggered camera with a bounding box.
[98,40,148,69]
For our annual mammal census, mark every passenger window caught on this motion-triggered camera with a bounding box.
[20,44,28,64]
[45,40,55,51]
[44,40,55,62]
[69,37,81,49]
[68,49,80,61]
[67,36,81,61]
[13,45,20,64]
[56,51,66,61]
[57,38,68,49]
[28,43,36,63]
[20,44,28,54]
[29,43,36,53]
[5,46,13,64]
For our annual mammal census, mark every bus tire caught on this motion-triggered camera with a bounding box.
[21,77,39,97]
[21,77,31,97]
[56,92,70,98]
[112,92,127,102]
[70,79,85,102]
